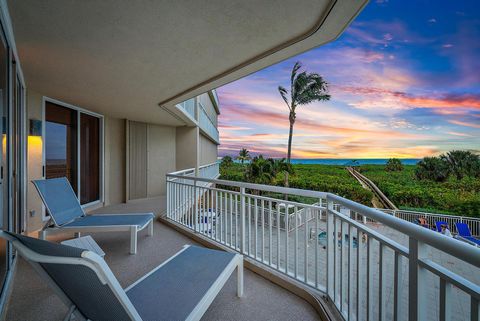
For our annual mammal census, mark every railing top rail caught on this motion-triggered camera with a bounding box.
[166,173,329,199]
[167,162,218,176]
[328,193,480,267]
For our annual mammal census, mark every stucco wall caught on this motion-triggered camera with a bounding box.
[146,124,176,196]
[26,90,44,232]
[104,117,126,205]
[199,133,218,166]
[175,126,198,171]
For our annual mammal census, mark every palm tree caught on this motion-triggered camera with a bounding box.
[440,150,480,180]
[236,148,251,165]
[245,155,275,185]
[278,62,330,163]
[415,157,449,182]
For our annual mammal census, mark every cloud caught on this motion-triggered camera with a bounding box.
[442,44,454,48]
[448,120,480,129]
[447,131,473,137]
[428,18,437,23]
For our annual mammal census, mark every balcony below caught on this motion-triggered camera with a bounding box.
[6,197,321,321]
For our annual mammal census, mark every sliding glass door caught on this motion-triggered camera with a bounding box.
[45,101,102,205]
[0,20,9,296]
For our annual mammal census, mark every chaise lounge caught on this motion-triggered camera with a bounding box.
[0,231,243,321]
[33,178,155,254]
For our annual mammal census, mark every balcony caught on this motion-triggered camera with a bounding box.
[6,197,320,321]
[166,173,480,321]
[198,103,220,143]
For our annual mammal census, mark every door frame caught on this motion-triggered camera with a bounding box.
[41,96,105,221]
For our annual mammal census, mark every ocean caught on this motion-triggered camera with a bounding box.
[230,158,420,165]
[288,158,420,165]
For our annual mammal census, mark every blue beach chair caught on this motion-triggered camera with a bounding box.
[435,221,449,233]
[455,222,480,247]
[33,178,155,254]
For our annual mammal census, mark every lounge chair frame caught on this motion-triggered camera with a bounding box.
[1,231,243,321]
[33,178,154,254]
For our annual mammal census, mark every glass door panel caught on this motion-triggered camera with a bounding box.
[80,113,100,204]
[45,102,77,193]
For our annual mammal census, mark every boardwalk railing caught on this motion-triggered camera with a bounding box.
[166,174,480,321]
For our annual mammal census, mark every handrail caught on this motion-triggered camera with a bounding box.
[328,193,480,267]
[166,172,480,321]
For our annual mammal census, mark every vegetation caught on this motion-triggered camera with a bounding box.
[220,149,480,217]
[278,62,330,163]
[359,164,480,216]
[385,158,403,172]
[236,148,251,165]
[220,155,233,168]
[220,161,373,206]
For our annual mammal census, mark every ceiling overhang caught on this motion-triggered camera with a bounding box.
[7,0,367,125]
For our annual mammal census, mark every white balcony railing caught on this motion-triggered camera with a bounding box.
[166,174,480,321]
[176,98,196,121]
[199,103,219,143]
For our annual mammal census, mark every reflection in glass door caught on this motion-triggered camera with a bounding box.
[45,102,78,193]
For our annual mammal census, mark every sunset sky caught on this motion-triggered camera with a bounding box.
[216,0,480,159]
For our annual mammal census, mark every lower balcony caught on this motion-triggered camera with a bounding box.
[6,197,321,321]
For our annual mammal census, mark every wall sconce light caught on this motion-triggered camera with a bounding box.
[29,119,42,136]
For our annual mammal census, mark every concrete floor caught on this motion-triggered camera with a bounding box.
[5,197,320,321]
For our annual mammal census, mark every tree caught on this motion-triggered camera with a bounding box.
[245,155,275,185]
[220,155,233,168]
[270,158,294,178]
[440,150,480,180]
[385,158,403,172]
[236,148,251,165]
[278,62,330,163]
[415,157,449,182]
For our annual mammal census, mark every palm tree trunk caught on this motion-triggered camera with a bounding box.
[287,118,294,163]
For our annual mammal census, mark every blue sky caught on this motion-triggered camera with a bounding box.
[216,0,480,159]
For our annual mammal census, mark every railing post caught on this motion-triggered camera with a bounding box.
[193,179,198,232]
[326,196,334,299]
[408,237,427,321]
[240,187,246,254]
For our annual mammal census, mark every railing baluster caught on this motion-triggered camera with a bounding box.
[393,252,403,321]
[356,229,361,321]
[285,206,289,274]
[277,203,280,271]
[348,222,353,321]
[367,236,372,321]
[294,206,298,279]
[230,192,233,248]
[248,196,251,256]
[261,199,265,263]
[269,201,273,266]
[326,197,334,299]
[408,238,427,321]
[471,297,479,321]
[379,243,385,321]
[315,207,319,289]
[439,278,451,321]
[240,187,246,254]
[304,208,308,283]
[255,198,258,259]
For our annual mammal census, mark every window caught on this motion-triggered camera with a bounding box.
[44,99,103,206]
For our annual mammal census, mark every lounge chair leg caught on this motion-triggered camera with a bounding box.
[148,220,154,236]
[74,232,81,238]
[237,258,244,297]
[38,230,47,240]
[130,226,138,254]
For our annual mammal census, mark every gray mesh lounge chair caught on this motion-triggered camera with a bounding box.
[33,178,154,254]
[0,231,243,321]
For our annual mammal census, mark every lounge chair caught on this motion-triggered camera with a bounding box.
[455,222,480,247]
[33,178,154,254]
[435,221,449,233]
[0,231,243,321]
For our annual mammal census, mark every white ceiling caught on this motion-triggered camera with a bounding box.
[8,0,367,126]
